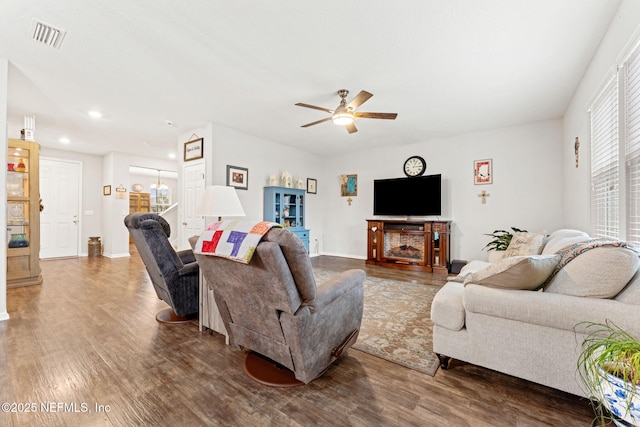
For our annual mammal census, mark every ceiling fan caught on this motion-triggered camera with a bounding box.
[295,89,397,134]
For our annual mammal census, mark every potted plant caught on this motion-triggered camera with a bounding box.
[483,227,527,252]
[482,227,527,262]
[577,321,640,426]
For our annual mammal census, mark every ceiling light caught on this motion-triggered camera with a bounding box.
[332,101,354,125]
[332,111,354,125]
[88,111,102,119]
[59,137,70,144]
[168,152,176,159]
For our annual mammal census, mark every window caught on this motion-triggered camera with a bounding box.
[150,182,171,213]
[625,47,640,243]
[590,76,619,239]
[590,40,640,244]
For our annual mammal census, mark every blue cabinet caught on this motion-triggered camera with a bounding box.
[263,186,310,252]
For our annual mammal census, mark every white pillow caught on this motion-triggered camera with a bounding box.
[503,232,546,257]
[541,229,590,254]
[447,260,491,283]
[464,254,560,290]
[545,247,639,298]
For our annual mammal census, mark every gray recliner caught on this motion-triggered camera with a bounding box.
[190,228,365,384]
[125,212,199,322]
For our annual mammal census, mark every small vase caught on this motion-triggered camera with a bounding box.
[8,233,29,248]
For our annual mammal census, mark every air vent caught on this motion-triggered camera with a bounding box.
[29,18,66,49]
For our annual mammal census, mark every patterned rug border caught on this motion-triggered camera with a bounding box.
[313,268,441,376]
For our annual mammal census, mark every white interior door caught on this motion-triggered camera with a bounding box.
[180,161,205,249]
[40,158,81,258]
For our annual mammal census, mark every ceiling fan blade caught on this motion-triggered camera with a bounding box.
[295,103,334,114]
[347,90,373,110]
[300,117,333,128]
[345,123,358,134]
[354,112,398,120]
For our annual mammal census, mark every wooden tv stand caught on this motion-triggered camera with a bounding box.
[366,219,451,275]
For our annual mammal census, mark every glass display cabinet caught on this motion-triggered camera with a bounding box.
[263,186,310,252]
[7,138,42,288]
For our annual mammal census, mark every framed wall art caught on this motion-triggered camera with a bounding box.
[307,178,317,194]
[184,137,204,162]
[474,159,492,185]
[226,165,249,190]
[340,174,357,196]
[103,185,111,196]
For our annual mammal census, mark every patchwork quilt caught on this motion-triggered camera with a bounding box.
[194,220,282,263]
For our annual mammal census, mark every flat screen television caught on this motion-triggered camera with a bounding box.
[373,174,441,216]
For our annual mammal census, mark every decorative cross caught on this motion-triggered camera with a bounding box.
[478,190,490,204]
[347,197,353,206]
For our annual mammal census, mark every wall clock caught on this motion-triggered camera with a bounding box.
[403,155,426,177]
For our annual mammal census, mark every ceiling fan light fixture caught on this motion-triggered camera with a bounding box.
[332,111,354,125]
[297,89,396,133]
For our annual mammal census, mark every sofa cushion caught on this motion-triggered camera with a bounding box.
[545,246,639,298]
[541,229,590,255]
[615,270,640,305]
[463,254,560,290]
[430,282,465,331]
[447,260,491,283]
[503,232,545,257]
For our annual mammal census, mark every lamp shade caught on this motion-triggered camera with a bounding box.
[195,185,245,218]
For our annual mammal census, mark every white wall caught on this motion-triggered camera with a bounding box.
[180,123,325,253]
[563,0,640,230]
[102,152,179,257]
[0,58,8,321]
[322,119,565,261]
[38,148,179,256]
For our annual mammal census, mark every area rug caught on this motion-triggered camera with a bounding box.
[313,268,441,376]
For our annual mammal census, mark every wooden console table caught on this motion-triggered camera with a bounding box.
[366,219,451,274]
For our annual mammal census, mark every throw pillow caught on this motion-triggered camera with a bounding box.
[463,254,561,290]
[545,246,639,298]
[503,232,546,257]
[541,229,590,255]
[446,260,491,283]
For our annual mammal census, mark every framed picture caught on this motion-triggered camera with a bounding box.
[103,185,111,196]
[307,178,317,194]
[474,159,493,185]
[226,165,249,190]
[184,137,204,162]
[340,174,357,196]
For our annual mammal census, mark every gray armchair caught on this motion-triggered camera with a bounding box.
[190,228,365,385]
[125,212,199,323]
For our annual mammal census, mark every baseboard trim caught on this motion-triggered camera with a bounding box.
[103,253,131,259]
[318,252,366,260]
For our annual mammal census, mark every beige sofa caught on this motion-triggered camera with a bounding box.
[431,229,640,397]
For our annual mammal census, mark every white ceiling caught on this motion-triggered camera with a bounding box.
[0,0,622,159]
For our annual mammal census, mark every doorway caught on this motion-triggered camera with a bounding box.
[180,160,205,250]
[39,158,82,259]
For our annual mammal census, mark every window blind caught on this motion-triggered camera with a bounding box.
[590,75,619,239]
[625,47,640,244]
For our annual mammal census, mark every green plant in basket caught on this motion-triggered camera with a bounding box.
[577,321,640,426]
[483,227,527,251]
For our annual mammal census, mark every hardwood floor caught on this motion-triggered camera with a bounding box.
[0,251,597,426]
